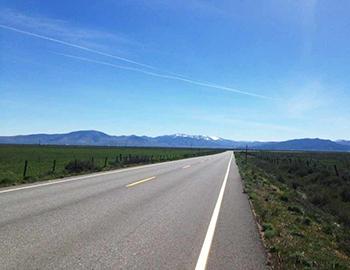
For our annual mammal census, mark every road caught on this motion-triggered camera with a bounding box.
[0,151,267,269]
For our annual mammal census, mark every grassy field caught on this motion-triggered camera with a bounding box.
[235,151,350,269]
[0,144,222,187]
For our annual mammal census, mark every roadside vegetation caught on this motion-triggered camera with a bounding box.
[235,151,350,269]
[0,144,222,187]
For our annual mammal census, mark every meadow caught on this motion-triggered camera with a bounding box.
[235,151,350,269]
[0,144,222,187]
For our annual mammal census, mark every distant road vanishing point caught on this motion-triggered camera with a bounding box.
[0,151,267,269]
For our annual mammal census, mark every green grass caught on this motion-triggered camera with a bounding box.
[0,144,222,187]
[235,151,350,270]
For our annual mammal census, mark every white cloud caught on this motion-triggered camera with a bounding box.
[56,52,272,99]
[0,8,272,100]
[0,23,156,69]
[0,8,140,53]
[284,80,329,117]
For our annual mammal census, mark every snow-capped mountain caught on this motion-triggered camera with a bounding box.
[172,134,223,141]
[0,130,349,151]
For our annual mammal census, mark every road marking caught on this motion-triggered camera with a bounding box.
[182,165,191,169]
[126,176,156,188]
[195,152,233,270]
[0,153,218,195]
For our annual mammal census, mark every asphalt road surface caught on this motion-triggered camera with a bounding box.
[0,151,267,269]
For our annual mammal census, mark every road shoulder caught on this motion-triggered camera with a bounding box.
[206,154,268,270]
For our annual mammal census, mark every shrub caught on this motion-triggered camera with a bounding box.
[296,168,309,177]
[264,229,276,239]
[262,223,274,231]
[280,194,289,202]
[277,175,285,183]
[291,181,300,190]
[0,178,14,186]
[322,224,333,235]
[303,217,312,226]
[339,235,350,256]
[287,205,303,214]
[341,189,350,203]
[262,223,277,239]
[310,193,330,207]
[269,245,278,253]
[288,252,312,267]
[65,160,97,173]
[339,212,350,227]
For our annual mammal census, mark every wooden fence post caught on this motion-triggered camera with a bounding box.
[23,160,28,179]
[52,160,56,173]
[334,165,339,177]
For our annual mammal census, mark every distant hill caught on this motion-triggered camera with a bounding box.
[259,138,350,152]
[0,130,349,152]
[336,140,350,146]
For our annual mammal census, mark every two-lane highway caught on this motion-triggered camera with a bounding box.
[0,152,267,269]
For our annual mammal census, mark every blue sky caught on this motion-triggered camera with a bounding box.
[0,0,349,141]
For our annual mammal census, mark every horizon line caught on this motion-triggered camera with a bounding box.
[0,130,347,143]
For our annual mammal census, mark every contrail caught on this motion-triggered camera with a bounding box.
[56,53,272,99]
[1,23,272,99]
[0,24,155,70]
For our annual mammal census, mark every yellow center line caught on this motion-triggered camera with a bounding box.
[182,165,191,169]
[126,176,156,188]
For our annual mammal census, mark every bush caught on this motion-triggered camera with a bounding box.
[339,212,350,227]
[262,223,277,239]
[280,194,289,202]
[339,234,350,256]
[0,178,14,186]
[341,189,350,203]
[65,160,97,173]
[264,229,277,239]
[287,205,303,214]
[291,181,300,190]
[277,175,285,183]
[288,252,312,267]
[303,217,312,226]
[296,167,309,177]
[310,193,330,207]
[322,224,333,235]
[262,223,274,231]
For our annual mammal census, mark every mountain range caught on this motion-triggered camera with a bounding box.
[0,130,349,152]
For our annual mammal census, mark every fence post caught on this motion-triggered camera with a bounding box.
[23,160,28,179]
[74,159,77,169]
[91,157,94,166]
[104,157,108,167]
[334,165,339,177]
[52,160,56,173]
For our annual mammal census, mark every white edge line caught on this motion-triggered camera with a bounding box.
[195,152,233,270]
[0,153,222,195]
